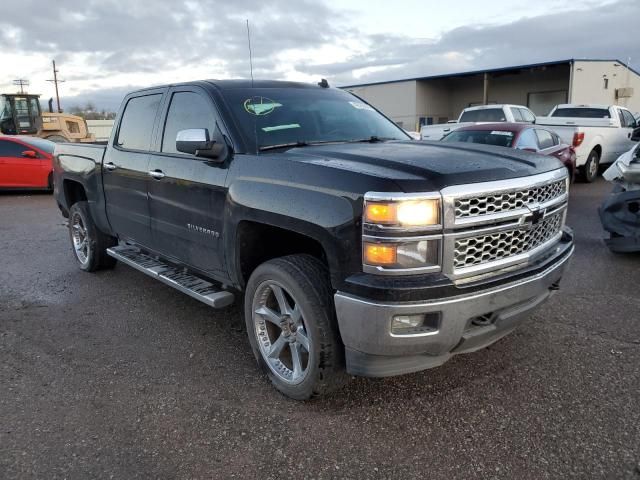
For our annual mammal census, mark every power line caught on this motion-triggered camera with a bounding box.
[46,60,65,113]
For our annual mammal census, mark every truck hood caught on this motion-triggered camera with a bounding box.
[287,140,564,192]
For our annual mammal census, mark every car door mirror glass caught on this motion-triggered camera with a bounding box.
[22,150,38,158]
[176,128,224,159]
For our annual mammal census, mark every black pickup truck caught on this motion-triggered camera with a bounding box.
[53,80,574,399]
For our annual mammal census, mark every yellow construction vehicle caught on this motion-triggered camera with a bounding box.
[0,93,94,143]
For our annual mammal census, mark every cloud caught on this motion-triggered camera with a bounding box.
[313,0,640,85]
[1,0,638,109]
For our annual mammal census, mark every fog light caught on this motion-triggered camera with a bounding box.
[391,312,441,336]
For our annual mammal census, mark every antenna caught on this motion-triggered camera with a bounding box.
[246,19,258,155]
[13,79,29,94]
[246,19,254,87]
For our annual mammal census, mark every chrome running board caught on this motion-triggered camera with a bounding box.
[106,245,234,308]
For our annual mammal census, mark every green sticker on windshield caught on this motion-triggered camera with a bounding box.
[244,96,282,115]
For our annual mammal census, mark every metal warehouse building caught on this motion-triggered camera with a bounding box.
[342,59,640,131]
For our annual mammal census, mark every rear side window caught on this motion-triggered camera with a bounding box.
[116,94,162,151]
[519,108,536,123]
[535,129,555,149]
[161,91,218,154]
[515,129,539,150]
[0,140,29,157]
[551,107,610,118]
[459,108,506,122]
[510,107,524,121]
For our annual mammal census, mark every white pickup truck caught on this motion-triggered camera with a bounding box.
[536,104,639,182]
[420,104,536,140]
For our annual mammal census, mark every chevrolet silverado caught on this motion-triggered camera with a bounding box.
[53,80,574,399]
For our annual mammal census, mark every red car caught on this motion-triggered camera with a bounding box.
[442,122,576,180]
[0,136,55,191]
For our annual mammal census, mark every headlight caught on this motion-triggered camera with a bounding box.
[365,198,440,227]
[362,192,443,275]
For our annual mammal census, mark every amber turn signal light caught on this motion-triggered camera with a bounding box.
[365,202,397,224]
[364,242,397,265]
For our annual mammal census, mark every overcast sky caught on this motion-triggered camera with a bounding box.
[1,0,638,110]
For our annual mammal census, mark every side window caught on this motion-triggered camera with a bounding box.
[116,94,162,151]
[520,108,536,123]
[621,110,636,128]
[162,91,219,155]
[510,107,524,122]
[535,129,555,150]
[515,129,539,150]
[0,140,29,157]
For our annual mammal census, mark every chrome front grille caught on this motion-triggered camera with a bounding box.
[455,178,567,219]
[441,169,570,281]
[453,210,564,269]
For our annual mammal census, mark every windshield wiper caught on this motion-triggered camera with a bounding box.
[347,136,397,143]
[259,141,310,152]
[258,140,350,151]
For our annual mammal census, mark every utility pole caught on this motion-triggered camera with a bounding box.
[12,79,29,94]
[46,60,65,113]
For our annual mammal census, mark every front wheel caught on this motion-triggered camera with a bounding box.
[580,149,600,183]
[68,201,117,272]
[244,255,347,400]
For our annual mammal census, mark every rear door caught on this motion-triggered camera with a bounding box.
[103,89,165,247]
[0,139,47,187]
[147,86,230,275]
[619,109,638,154]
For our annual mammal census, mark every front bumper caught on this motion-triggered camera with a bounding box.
[334,240,574,377]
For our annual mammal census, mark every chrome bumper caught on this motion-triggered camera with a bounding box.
[334,243,574,377]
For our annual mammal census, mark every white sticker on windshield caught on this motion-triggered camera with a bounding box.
[490,131,513,136]
[262,123,301,132]
[349,101,375,111]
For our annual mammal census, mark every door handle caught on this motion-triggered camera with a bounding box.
[148,169,165,179]
[104,162,117,171]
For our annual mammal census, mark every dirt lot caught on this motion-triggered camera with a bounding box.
[1,178,639,479]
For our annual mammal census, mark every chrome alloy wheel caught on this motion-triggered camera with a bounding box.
[253,281,311,385]
[71,212,89,265]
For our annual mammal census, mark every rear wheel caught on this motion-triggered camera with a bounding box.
[47,172,53,193]
[68,201,117,272]
[580,149,600,183]
[244,255,347,400]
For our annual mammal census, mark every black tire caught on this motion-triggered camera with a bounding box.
[580,149,600,183]
[244,254,347,400]
[47,172,53,193]
[68,201,117,272]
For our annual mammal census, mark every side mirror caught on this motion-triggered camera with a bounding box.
[22,150,38,158]
[176,129,224,159]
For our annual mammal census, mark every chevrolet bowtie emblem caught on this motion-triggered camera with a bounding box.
[524,203,545,226]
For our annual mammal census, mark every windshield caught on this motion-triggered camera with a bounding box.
[552,107,611,118]
[459,108,506,123]
[223,87,409,151]
[442,129,515,147]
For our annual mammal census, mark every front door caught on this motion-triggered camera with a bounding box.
[0,139,46,187]
[147,87,229,276]
[102,90,164,248]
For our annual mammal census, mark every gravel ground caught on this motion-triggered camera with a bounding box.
[1,178,639,479]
